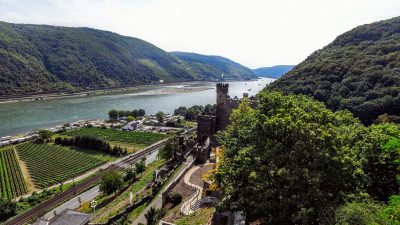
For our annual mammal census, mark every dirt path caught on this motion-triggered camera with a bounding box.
[14,147,38,193]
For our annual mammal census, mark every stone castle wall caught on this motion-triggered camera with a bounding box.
[197,83,257,142]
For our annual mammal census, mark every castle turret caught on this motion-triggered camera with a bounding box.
[216,83,229,104]
[216,83,232,131]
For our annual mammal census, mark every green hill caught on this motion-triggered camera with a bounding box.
[267,16,400,124]
[171,52,256,80]
[253,65,294,79]
[0,22,258,97]
[0,22,199,97]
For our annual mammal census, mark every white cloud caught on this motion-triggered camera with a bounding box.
[0,0,399,68]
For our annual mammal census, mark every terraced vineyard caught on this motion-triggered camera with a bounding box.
[0,147,28,199]
[16,142,106,188]
[64,128,169,147]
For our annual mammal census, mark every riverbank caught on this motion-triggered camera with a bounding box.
[0,78,272,137]
[0,83,166,104]
[0,77,261,104]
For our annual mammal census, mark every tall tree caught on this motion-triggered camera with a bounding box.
[159,139,176,160]
[0,198,16,220]
[38,129,52,142]
[364,123,400,201]
[145,207,163,225]
[99,171,124,195]
[135,158,146,177]
[215,92,367,224]
[108,109,119,120]
[156,111,165,123]
[138,109,146,117]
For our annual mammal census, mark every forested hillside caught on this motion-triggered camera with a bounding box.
[0,22,201,96]
[252,65,294,79]
[0,22,255,97]
[171,52,256,80]
[267,16,400,124]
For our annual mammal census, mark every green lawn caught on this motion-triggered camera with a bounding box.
[182,120,197,128]
[63,128,169,150]
[16,142,108,188]
[175,207,215,225]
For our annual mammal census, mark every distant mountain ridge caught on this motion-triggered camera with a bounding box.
[0,22,255,97]
[252,65,294,78]
[267,16,400,124]
[171,52,256,80]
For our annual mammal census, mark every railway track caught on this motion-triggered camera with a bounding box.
[5,139,168,225]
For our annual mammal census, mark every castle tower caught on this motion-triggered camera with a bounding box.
[216,83,229,104]
[216,83,232,131]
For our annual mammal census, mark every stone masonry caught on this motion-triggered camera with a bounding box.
[197,83,257,142]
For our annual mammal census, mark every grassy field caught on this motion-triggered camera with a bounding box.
[0,146,28,199]
[63,128,169,150]
[182,120,197,128]
[175,207,215,225]
[16,142,108,188]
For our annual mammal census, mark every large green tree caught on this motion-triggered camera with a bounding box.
[159,139,177,160]
[0,198,16,220]
[364,123,400,201]
[99,171,124,195]
[135,158,146,177]
[215,92,368,224]
[156,111,165,124]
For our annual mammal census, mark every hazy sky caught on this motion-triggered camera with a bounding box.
[0,0,399,68]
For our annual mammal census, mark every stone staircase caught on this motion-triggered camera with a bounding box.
[180,166,203,215]
[189,199,202,212]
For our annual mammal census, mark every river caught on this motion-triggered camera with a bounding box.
[0,78,273,137]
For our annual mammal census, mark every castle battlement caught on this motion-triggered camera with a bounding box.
[216,83,229,94]
[197,83,258,142]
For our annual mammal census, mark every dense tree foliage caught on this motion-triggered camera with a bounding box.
[171,52,256,80]
[37,129,53,142]
[0,22,198,96]
[0,22,256,97]
[144,206,164,225]
[54,136,127,156]
[252,65,294,79]
[335,198,385,225]
[364,124,400,201]
[123,168,136,182]
[135,158,146,177]
[174,104,216,121]
[108,108,145,120]
[156,111,165,123]
[267,16,400,124]
[99,170,124,195]
[213,91,400,224]
[335,194,400,225]
[0,198,16,220]
[159,139,177,160]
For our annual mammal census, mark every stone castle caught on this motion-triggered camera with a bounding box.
[197,83,257,142]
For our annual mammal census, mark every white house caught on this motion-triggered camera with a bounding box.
[122,121,142,131]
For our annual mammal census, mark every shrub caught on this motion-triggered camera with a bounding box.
[168,193,182,206]
[335,199,386,225]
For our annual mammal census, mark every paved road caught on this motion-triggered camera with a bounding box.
[42,150,160,220]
